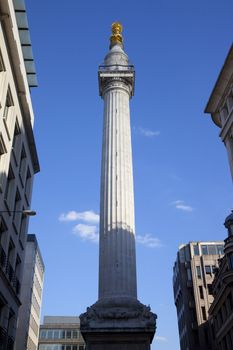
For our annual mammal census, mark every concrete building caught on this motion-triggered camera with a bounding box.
[173,241,224,350]
[15,234,44,350]
[80,23,156,349]
[208,214,233,350]
[38,316,85,350]
[0,0,39,349]
[205,44,233,350]
[205,44,233,180]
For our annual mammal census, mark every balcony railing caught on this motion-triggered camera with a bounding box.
[99,64,134,71]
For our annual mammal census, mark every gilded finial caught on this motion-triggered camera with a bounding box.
[110,22,123,48]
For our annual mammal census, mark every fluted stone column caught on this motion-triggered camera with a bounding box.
[80,23,156,350]
[99,69,137,301]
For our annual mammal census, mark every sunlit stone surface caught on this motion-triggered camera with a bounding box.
[80,23,156,350]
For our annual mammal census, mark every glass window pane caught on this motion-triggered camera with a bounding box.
[193,245,199,256]
[196,266,201,279]
[54,330,60,339]
[61,330,65,339]
[66,346,71,350]
[47,330,53,339]
[205,265,211,275]
[208,245,217,255]
[201,245,208,255]
[66,330,71,339]
[72,346,78,350]
[217,245,224,255]
[73,330,78,339]
[40,330,46,339]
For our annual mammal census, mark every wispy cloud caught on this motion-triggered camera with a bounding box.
[171,200,194,212]
[59,210,99,223]
[134,126,160,138]
[155,336,168,342]
[136,234,162,248]
[59,210,100,244]
[73,224,99,243]
[59,211,162,247]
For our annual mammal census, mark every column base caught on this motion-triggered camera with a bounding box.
[80,298,157,350]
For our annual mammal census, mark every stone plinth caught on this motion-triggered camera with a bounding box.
[80,298,156,350]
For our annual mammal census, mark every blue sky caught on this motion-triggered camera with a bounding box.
[26,1,233,349]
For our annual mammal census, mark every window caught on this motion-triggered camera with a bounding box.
[201,306,207,321]
[47,330,53,339]
[208,245,217,255]
[40,330,46,339]
[3,88,14,129]
[193,244,199,256]
[205,265,211,275]
[217,245,224,255]
[61,330,65,339]
[73,330,78,338]
[0,218,7,268]
[66,330,71,339]
[19,146,27,185]
[187,268,192,281]
[207,284,213,295]
[4,165,15,210]
[201,245,208,255]
[12,121,21,163]
[0,50,5,72]
[53,330,60,339]
[196,266,201,279]
[13,188,21,232]
[199,286,204,299]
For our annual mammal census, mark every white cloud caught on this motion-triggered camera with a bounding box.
[73,224,99,243]
[171,200,194,212]
[59,210,99,223]
[136,234,162,248]
[155,336,168,342]
[135,126,160,138]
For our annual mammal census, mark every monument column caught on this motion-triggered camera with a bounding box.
[80,23,156,350]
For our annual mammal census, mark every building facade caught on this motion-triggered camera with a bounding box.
[205,44,233,350]
[208,214,233,350]
[205,44,233,180]
[15,234,44,350]
[0,0,39,349]
[173,241,224,350]
[38,316,85,350]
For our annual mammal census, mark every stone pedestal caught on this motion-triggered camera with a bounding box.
[80,298,156,350]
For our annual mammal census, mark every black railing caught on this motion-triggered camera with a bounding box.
[99,64,134,71]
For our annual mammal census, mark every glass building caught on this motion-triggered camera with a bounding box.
[38,317,85,350]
